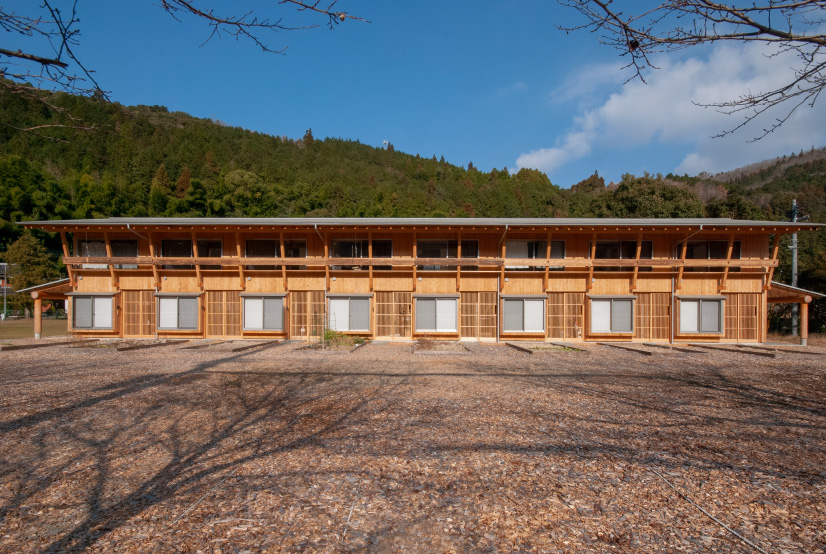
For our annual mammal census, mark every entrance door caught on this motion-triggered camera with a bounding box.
[459,292,497,340]
[122,290,156,337]
[375,292,412,340]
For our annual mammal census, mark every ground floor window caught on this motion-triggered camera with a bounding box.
[73,295,113,329]
[590,297,634,333]
[679,298,723,334]
[502,298,545,333]
[157,296,199,330]
[415,297,458,333]
[328,296,371,332]
[243,296,284,331]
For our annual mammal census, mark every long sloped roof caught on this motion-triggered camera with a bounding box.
[18,216,824,229]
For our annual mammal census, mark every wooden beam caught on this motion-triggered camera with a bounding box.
[801,302,809,346]
[500,237,506,292]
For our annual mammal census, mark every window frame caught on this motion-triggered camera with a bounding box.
[77,239,108,269]
[330,239,393,270]
[678,297,725,334]
[593,240,653,272]
[71,294,114,330]
[327,295,372,332]
[110,239,138,269]
[416,239,478,271]
[242,294,285,331]
[414,296,459,333]
[245,239,280,270]
[501,296,546,333]
[161,239,193,270]
[589,296,635,334]
[156,295,200,331]
[505,240,565,272]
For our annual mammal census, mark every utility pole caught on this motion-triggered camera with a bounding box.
[791,199,799,336]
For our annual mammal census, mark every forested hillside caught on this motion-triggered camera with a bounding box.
[1,83,824,329]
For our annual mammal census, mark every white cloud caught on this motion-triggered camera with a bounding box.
[517,41,826,178]
[494,81,528,98]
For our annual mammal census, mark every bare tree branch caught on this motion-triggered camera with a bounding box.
[557,0,826,138]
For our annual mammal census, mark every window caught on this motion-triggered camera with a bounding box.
[196,239,222,269]
[594,240,652,272]
[506,240,565,271]
[243,296,284,331]
[685,241,741,272]
[590,298,634,333]
[73,295,113,329]
[111,240,138,269]
[77,239,107,269]
[416,240,478,270]
[328,296,371,332]
[679,298,724,334]
[284,239,307,270]
[157,296,199,330]
[246,239,279,270]
[502,298,545,333]
[415,297,458,332]
[162,239,193,270]
[330,239,392,270]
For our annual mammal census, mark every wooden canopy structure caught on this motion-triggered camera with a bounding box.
[16,278,71,339]
[767,281,825,346]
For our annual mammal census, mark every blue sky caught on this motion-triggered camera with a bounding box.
[13,1,826,187]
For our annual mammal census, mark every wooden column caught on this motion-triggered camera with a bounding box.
[191,232,202,289]
[368,231,374,292]
[104,232,118,290]
[500,238,506,292]
[412,232,417,292]
[456,231,461,292]
[236,231,245,290]
[588,232,597,291]
[631,233,642,291]
[676,239,688,291]
[801,302,809,346]
[764,235,781,290]
[324,232,330,292]
[279,231,287,290]
[60,232,75,287]
[33,294,42,339]
[544,232,552,292]
[720,233,735,291]
[148,232,160,288]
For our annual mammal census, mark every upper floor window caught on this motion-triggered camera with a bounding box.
[246,239,279,270]
[110,240,138,269]
[196,239,222,270]
[684,240,741,272]
[417,240,478,271]
[331,239,392,270]
[284,239,306,270]
[77,239,107,269]
[594,240,652,272]
[506,240,565,271]
[162,239,192,270]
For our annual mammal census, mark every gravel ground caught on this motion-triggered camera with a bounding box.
[1,339,824,553]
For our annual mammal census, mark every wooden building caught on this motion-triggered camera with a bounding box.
[19,217,823,344]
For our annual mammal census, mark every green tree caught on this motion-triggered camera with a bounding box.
[0,232,60,314]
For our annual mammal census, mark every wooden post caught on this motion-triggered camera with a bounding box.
[33,294,42,339]
[588,232,597,291]
[148,232,160,288]
[280,231,287,290]
[721,233,734,291]
[544,232,552,292]
[60,232,75,287]
[368,231,374,292]
[456,231,461,292]
[764,235,781,290]
[325,232,331,292]
[500,238,506,292]
[191,232,202,289]
[412,232,417,292]
[801,302,809,346]
[631,233,642,291]
[104,231,118,290]
[236,231,245,289]
[676,239,688,291]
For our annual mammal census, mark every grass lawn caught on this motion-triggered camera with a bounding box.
[0,318,68,340]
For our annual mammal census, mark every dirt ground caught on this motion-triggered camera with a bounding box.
[0,340,824,553]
